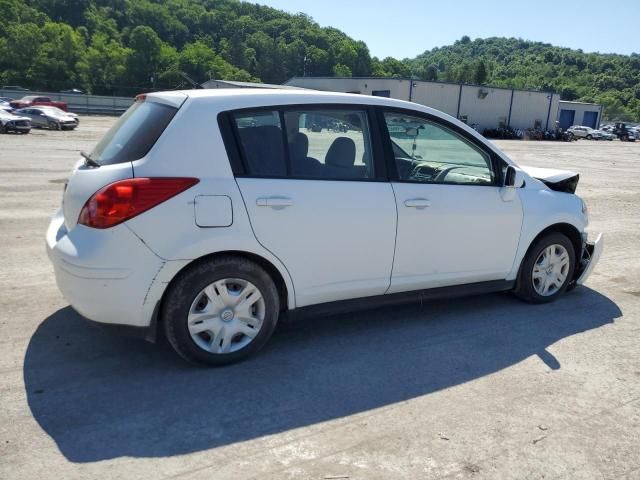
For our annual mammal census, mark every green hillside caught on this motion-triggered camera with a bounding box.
[1,1,638,120]
[409,36,640,121]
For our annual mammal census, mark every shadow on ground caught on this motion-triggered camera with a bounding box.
[24,287,620,462]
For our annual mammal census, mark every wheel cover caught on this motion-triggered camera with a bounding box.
[532,244,571,297]
[187,278,266,354]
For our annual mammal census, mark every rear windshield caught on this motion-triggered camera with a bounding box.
[90,100,178,165]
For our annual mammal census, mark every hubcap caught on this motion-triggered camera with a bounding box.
[532,244,571,297]
[187,278,265,354]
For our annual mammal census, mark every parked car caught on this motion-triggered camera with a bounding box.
[39,106,79,124]
[594,129,615,141]
[0,110,31,134]
[10,95,68,111]
[2,85,29,91]
[612,122,636,142]
[567,125,601,139]
[46,90,603,365]
[0,98,13,112]
[14,107,77,130]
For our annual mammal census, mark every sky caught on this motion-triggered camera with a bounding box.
[254,0,639,59]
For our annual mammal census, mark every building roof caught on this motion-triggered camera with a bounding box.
[558,100,602,106]
[202,79,304,90]
[284,76,558,95]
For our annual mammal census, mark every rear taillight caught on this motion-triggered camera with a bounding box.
[78,177,199,229]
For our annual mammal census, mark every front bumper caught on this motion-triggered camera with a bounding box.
[576,233,603,285]
[6,123,30,133]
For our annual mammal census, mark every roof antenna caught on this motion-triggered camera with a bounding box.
[178,72,204,89]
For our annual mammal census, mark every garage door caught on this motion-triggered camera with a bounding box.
[559,109,575,129]
[583,111,598,129]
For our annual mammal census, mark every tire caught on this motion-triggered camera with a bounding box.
[48,121,58,130]
[0,124,6,134]
[514,232,576,304]
[586,134,592,140]
[162,255,280,366]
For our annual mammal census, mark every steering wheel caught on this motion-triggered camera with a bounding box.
[409,163,436,181]
[434,166,465,183]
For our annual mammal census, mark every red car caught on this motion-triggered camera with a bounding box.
[10,96,68,111]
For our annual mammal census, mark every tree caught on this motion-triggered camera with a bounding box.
[125,25,164,87]
[333,63,352,77]
[474,60,487,84]
[422,64,438,81]
[84,32,130,94]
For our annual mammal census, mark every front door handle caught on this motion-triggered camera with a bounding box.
[404,198,431,209]
[256,196,293,209]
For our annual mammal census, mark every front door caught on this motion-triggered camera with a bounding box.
[231,107,397,307]
[381,110,523,293]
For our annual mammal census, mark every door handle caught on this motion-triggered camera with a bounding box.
[404,198,431,209]
[256,196,293,208]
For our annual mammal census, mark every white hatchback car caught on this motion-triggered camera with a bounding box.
[46,89,603,365]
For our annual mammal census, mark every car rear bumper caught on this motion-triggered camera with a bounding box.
[46,210,166,328]
[576,233,603,285]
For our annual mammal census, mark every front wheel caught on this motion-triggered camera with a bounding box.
[163,256,280,366]
[586,134,592,140]
[514,232,576,304]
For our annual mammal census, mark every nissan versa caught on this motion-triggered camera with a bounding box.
[46,89,603,365]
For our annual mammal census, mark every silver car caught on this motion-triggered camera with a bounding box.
[38,106,80,125]
[0,110,31,134]
[13,107,77,130]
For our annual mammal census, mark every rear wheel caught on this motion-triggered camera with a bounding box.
[514,232,576,304]
[163,256,280,366]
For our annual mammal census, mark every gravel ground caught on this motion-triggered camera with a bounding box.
[0,117,639,479]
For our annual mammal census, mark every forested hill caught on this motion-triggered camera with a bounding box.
[409,36,640,121]
[1,1,638,120]
[1,0,375,94]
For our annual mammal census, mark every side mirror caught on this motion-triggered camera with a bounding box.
[504,166,524,188]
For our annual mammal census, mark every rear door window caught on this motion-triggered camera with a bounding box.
[90,100,178,166]
[231,108,374,180]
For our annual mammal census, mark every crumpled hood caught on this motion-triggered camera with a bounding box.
[520,165,580,193]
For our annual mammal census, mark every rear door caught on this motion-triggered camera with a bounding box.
[380,109,523,293]
[227,106,397,308]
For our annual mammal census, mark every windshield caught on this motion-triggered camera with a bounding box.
[89,100,178,165]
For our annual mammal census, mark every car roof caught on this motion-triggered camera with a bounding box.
[147,88,441,115]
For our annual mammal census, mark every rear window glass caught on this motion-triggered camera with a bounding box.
[90,100,178,165]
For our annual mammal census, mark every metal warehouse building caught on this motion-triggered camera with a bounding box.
[557,100,603,129]
[284,77,602,131]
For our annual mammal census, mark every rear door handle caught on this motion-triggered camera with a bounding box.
[256,196,293,208]
[404,198,431,209]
